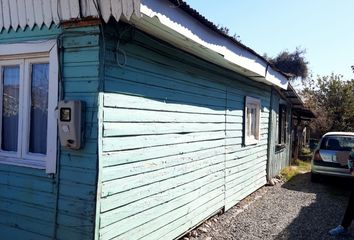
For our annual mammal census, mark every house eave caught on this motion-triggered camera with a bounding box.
[129,0,288,89]
[281,83,316,119]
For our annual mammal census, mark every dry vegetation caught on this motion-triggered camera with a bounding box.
[280,159,312,181]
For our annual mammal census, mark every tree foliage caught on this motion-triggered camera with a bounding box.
[302,74,354,135]
[265,48,309,81]
[216,24,241,42]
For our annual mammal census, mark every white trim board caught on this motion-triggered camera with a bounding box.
[0,40,57,58]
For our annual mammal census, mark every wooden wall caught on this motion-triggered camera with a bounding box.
[0,24,100,240]
[57,24,100,240]
[96,23,271,240]
[0,22,286,240]
[224,87,270,210]
[267,89,292,179]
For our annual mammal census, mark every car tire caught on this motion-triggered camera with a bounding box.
[311,173,320,183]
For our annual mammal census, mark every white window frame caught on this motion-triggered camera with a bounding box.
[0,59,24,160]
[245,96,261,145]
[0,40,58,173]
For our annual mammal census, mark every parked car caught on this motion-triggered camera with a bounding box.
[311,132,354,182]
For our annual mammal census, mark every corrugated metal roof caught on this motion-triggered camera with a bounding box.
[0,0,140,31]
[166,0,289,80]
[282,83,316,119]
[1,0,291,90]
[136,0,289,89]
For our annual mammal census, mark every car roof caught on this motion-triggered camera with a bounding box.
[322,132,354,137]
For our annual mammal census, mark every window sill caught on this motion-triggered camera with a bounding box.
[245,138,259,146]
[0,156,45,170]
[275,144,286,152]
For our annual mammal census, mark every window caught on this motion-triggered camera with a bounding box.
[278,104,288,145]
[0,41,58,173]
[320,135,354,151]
[245,96,261,145]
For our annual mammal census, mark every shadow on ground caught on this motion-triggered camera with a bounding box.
[275,173,354,240]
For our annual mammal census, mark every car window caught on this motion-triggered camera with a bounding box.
[320,136,354,151]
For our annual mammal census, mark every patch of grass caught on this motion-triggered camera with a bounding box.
[299,147,313,161]
[301,147,312,156]
[280,159,311,181]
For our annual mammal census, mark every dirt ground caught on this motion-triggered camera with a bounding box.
[183,173,354,240]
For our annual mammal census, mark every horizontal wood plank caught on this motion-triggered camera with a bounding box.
[102,131,226,152]
[101,154,224,196]
[105,79,227,109]
[152,197,222,240]
[100,187,224,240]
[100,177,224,229]
[0,224,50,240]
[103,122,226,137]
[102,146,224,181]
[101,139,225,167]
[103,107,225,123]
[0,210,54,237]
[104,93,225,115]
[100,162,225,210]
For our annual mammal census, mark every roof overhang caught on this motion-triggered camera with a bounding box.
[129,0,288,89]
[1,0,287,89]
[282,83,316,119]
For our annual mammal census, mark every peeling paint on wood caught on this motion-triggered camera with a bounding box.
[97,23,272,240]
[0,24,99,240]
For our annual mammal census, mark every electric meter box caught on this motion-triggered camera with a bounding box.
[58,100,85,150]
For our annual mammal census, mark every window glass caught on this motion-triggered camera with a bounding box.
[278,105,287,144]
[245,97,260,145]
[2,66,20,152]
[29,63,49,154]
[247,107,251,137]
[247,105,257,137]
[320,136,354,151]
[0,41,58,172]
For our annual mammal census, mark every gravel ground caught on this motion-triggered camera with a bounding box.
[182,173,354,240]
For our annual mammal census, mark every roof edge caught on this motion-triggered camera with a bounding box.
[166,0,288,80]
[133,0,288,89]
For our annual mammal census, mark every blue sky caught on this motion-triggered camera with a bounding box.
[185,0,354,80]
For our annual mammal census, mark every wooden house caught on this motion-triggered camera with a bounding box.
[0,0,310,239]
[267,84,315,179]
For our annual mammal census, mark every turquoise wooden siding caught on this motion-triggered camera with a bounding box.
[224,88,270,210]
[97,23,271,240]
[56,25,100,240]
[0,25,100,240]
[267,89,292,179]
[0,25,60,240]
[0,21,282,240]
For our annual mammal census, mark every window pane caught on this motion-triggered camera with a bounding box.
[29,63,49,154]
[250,108,256,137]
[247,104,257,138]
[2,66,20,152]
[247,107,251,137]
[278,105,286,144]
[281,107,287,143]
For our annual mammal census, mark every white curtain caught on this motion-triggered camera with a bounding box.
[29,63,49,154]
